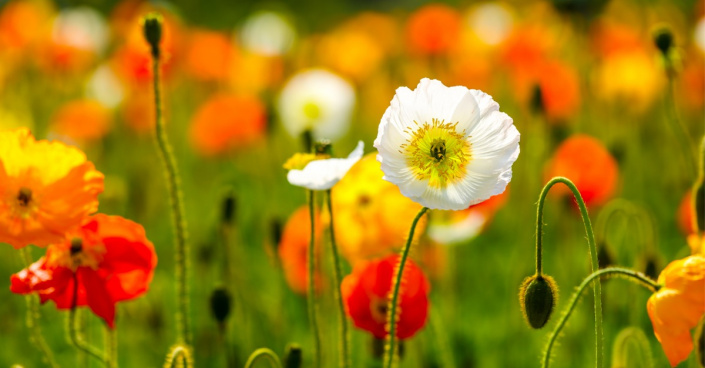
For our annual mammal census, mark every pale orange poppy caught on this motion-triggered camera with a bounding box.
[0,128,104,248]
[51,99,111,142]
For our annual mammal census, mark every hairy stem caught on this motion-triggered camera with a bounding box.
[326,190,350,368]
[307,190,321,368]
[151,51,191,346]
[542,267,658,368]
[535,177,604,367]
[384,207,428,368]
[245,348,283,368]
[163,344,193,368]
[68,275,106,366]
[105,325,118,368]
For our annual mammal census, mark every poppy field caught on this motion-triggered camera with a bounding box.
[0,0,704,367]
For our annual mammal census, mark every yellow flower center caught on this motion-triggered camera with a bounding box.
[47,238,105,271]
[303,101,322,121]
[400,119,471,188]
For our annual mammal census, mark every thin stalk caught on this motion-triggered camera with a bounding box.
[19,248,59,368]
[542,267,658,368]
[326,189,350,368]
[105,325,118,368]
[68,275,106,366]
[163,344,193,368]
[665,74,697,177]
[307,190,321,368]
[151,49,191,346]
[535,177,604,368]
[244,348,283,368]
[429,306,455,368]
[383,207,429,368]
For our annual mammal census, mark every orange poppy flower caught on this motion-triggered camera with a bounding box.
[341,255,430,339]
[332,153,426,264]
[189,93,267,156]
[647,255,705,366]
[545,135,618,207]
[11,214,157,328]
[524,60,581,123]
[185,29,237,82]
[278,206,322,294]
[0,128,104,248]
[0,0,53,55]
[405,4,461,55]
[51,99,111,143]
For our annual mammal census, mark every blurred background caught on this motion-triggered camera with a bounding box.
[0,0,703,366]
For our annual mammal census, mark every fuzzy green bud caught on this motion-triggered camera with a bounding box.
[142,13,163,59]
[520,274,558,329]
[221,191,236,225]
[283,343,302,368]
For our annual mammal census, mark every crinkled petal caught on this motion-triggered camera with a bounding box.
[287,141,364,190]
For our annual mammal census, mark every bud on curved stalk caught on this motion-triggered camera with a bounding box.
[610,327,653,368]
[221,191,237,225]
[142,13,163,59]
[519,274,558,329]
[652,26,673,57]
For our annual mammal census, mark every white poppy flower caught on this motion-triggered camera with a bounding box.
[287,141,364,190]
[278,69,356,141]
[240,11,296,56]
[428,210,486,245]
[374,78,519,210]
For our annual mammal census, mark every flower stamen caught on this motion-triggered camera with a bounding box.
[401,118,471,188]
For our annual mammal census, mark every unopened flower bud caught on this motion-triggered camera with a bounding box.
[520,274,558,329]
[597,242,614,269]
[209,286,231,324]
[695,178,705,233]
[652,26,674,57]
[530,84,544,116]
[142,13,163,59]
[643,254,659,281]
[283,343,302,368]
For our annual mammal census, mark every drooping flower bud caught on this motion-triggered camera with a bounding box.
[283,343,302,368]
[519,274,558,329]
[209,286,232,324]
[142,13,163,59]
[221,191,236,225]
[530,84,544,116]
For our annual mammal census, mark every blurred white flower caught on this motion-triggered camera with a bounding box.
[86,64,124,108]
[287,141,364,190]
[374,78,519,210]
[278,69,356,141]
[428,210,485,244]
[467,2,513,46]
[52,6,108,55]
[240,11,296,56]
[695,16,705,53]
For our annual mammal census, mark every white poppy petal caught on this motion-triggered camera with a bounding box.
[287,141,364,190]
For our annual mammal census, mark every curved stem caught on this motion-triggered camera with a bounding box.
[68,275,106,366]
[384,207,429,368]
[245,348,283,368]
[542,267,658,368]
[151,53,191,346]
[535,176,604,368]
[326,190,350,368]
[307,190,321,368]
[18,248,59,368]
[611,327,653,368]
[163,344,193,368]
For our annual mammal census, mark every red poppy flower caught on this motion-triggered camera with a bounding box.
[10,214,157,328]
[341,255,430,339]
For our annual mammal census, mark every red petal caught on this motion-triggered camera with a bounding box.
[78,268,116,328]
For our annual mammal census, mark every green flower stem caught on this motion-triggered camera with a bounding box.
[535,177,604,367]
[163,344,193,368]
[665,74,697,177]
[150,49,191,347]
[244,348,283,368]
[429,306,455,368]
[307,190,321,368]
[18,248,59,368]
[384,207,429,368]
[542,267,659,368]
[105,325,118,368]
[68,275,106,366]
[326,189,350,368]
